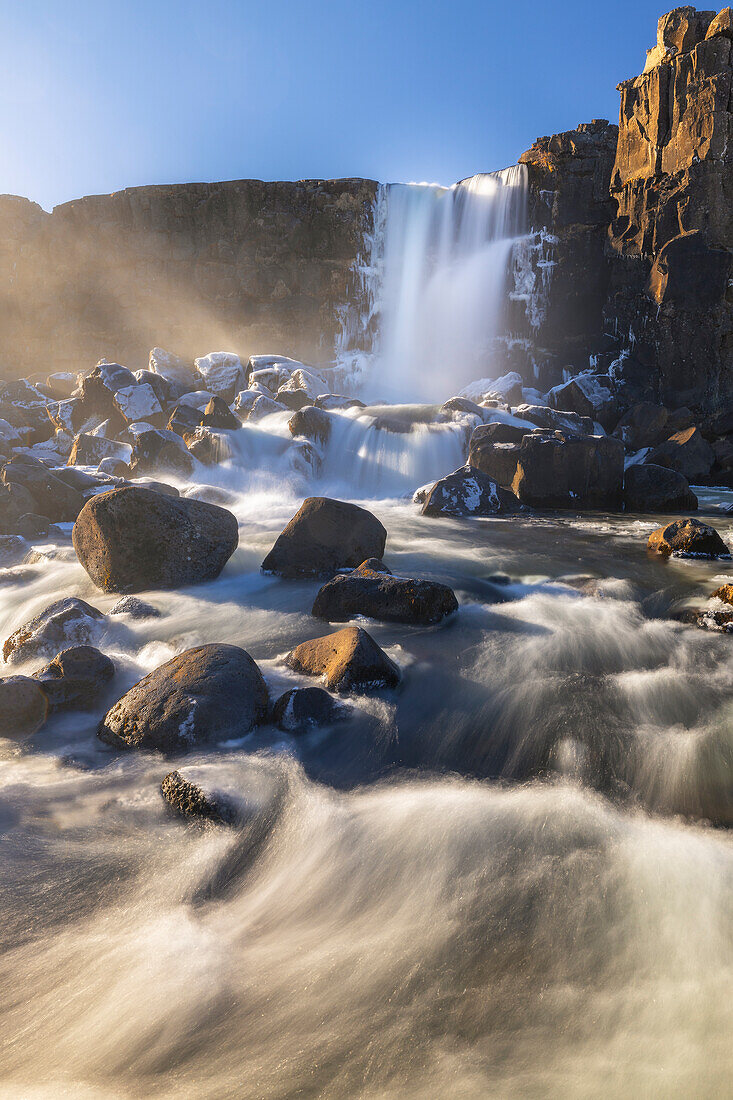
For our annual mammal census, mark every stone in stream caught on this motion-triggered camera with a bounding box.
[73,486,239,593]
[14,514,65,540]
[34,645,115,711]
[647,518,730,558]
[312,559,458,625]
[2,597,105,664]
[0,535,28,566]
[167,403,205,437]
[646,426,715,483]
[201,396,241,431]
[194,352,246,401]
[98,643,269,752]
[285,626,400,693]
[1,459,86,522]
[262,497,387,578]
[109,595,162,619]
[421,465,520,518]
[160,769,243,825]
[272,686,350,733]
[623,463,698,512]
[511,433,624,509]
[0,675,49,738]
[128,428,195,479]
[68,434,132,468]
[710,584,733,605]
[287,405,333,446]
[467,430,523,488]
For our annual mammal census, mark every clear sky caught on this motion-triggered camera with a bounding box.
[3,0,670,210]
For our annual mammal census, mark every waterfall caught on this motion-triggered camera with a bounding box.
[344,165,529,403]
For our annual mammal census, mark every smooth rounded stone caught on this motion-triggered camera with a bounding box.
[53,467,104,493]
[73,486,239,593]
[13,514,59,540]
[312,560,458,625]
[647,518,730,558]
[421,465,521,518]
[278,366,327,402]
[98,644,269,752]
[647,426,714,482]
[128,429,194,479]
[34,645,115,711]
[110,595,162,619]
[97,457,130,478]
[3,597,105,664]
[315,394,365,411]
[46,372,77,399]
[201,396,240,431]
[288,405,332,445]
[182,484,238,507]
[0,675,48,739]
[272,686,350,733]
[1,460,86,522]
[623,463,698,512]
[0,483,36,535]
[262,497,387,578]
[285,626,400,693]
[132,477,180,498]
[161,769,243,825]
[0,535,28,566]
[194,353,246,401]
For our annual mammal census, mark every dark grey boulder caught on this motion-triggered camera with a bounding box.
[623,464,698,512]
[73,486,238,593]
[128,429,194,479]
[34,645,115,711]
[512,433,624,509]
[272,686,350,732]
[312,560,458,625]
[98,643,269,752]
[109,596,162,619]
[3,597,105,664]
[288,406,333,445]
[422,465,520,518]
[647,427,714,483]
[1,459,85,522]
[0,675,48,739]
[262,497,387,578]
[201,396,240,431]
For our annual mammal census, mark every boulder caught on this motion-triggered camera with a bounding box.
[272,686,349,732]
[459,372,523,405]
[184,426,230,465]
[110,595,161,619]
[440,397,486,419]
[46,372,77,399]
[613,403,671,450]
[128,429,194,479]
[285,626,400,693]
[98,643,268,752]
[0,483,36,535]
[277,366,328,403]
[422,465,521,518]
[513,404,592,436]
[148,348,194,386]
[167,403,205,437]
[710,583,733,604]
[467,430,523,488]
[201,396,240,431]
[623,463,698,512]
[647,427,715,482]
[275,388,311,412]
[80,362,137,416]
[233,391,261,418]
[134,369,182,408]
[549,375,617,427]
[161,769,243,825]
[97,458,130,478]
[15,513,63,540]
[316,394,365,411]
[312,560,458,625]
[288,405,332,445]
[647,518,730,558]
[193,353,246,401]
[68,434,132,468]
[511,434,624,509]
[262,497,387,578]
[113,383,163,424]
[0,675,48,739]
[72,486,239,593]
[2,459,86,522]
[3,597,105,664]
[248,395,286,421]
[0,535,28,566]
[34,645,115,711]
[47,398,84,435]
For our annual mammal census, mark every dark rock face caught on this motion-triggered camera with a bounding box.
[623,463,698,512]
[288,406,333,445]
[422,465,521,518]
[167,403,205,437]
[613,403,671,449]
[311,560,458,625]
[549,375,617,428]
[34,645,115,711]
[3,597,105,664]
[646,426,715,482]
[0,675,48,738]
[201,396,240,431]
[285,626,400,692]
[272,686,349,732]
[73,486,239,593]
[1,460,85,522]
[512,434,624,509]
[98,644,269,752]
[647,518,730,557]
[128,429,195,479]
[467,437,522,489]
[262,497,387,578]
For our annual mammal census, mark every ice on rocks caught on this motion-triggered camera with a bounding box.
[114,384,163,423]
[194,353,246,398]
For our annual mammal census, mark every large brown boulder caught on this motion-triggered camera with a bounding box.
[262,497,386,578]
[311,560,458,625]
[421,465,520,518]
[0,676,48,739]
[288,406,333,445]
[647,426,714,482]
[647,518,730,558]
[285,626,400,693]
[511,433,624,509]
[34,645,115,711]
[3,597,105,664]
[467,436,522,488]
[73,486,239,593]
[623,463,698,512]
[98,644,268,752]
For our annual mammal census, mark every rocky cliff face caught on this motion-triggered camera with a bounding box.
[0,178,377,378]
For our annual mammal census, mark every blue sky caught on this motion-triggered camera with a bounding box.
[4,0,669,210]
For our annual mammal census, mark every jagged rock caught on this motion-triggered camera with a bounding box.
[184,427,231,465]
[285,626,400,693]
[34,645,115,711]
[549,375,617,428]
[623,463,698,512]
[262,497,387,578]
[248,395,286,421]
[468,426,524,488]
[80,362,137,416]
[167,403,205,437]
[193,353,246,401]
[134,369,182,408]
[0,675,48,739]
[711,583,733,604]
[73,486,239,593]
[47,398,84,435]
[513,404,592,436]
[128,429,194,479]
[288,405,332,445]
[3,597,105,664]
[657,6,716,53]
[161,769,243,825]
[613,403,670,449]
[113,383,163,424]
[705,7,733,40]
[109,595,161,619]
[148,348,194,386]
[647,518,730,558]
[275,388,311,412]
[312,559,458,625]
[647,427,714,482]
[233,391,260,418]
[422,465,521,518]
[277,366,328,403]
[512,433,624,509]
[469,422,527,447]
[272,686,349,732]
[1,459,86,522]
[67,433,132,467]
[201,396,240,430]
[0,535,27,566]
[98,644,268,752]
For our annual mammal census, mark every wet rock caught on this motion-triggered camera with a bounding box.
[272,686,349,732]
[460,372,522,405]
[201,396,240,431]
[128,428,194,479]
[710,584,733,604]
[34,645,115,711]
[98,643,268,752]
[623,464,698,512]
[184,426,230,465]
[288,405,332,445]
[14,513,64,540]
[647,518,730,558]
[167,403,204,437]
[511,433,624,509]
[248,394,286,421]
[316,394,365,411]
[73,486,239,593]
[613,403,670,449]
[0,675,48,738]
[312,560,458,625]
[97,457,130,478]
[161,769,243,825]
[193,352,246,401]
[109,595,162,619]
[467,435,522,489]
[3,597,105,664]
[1,459,86,522]
[421,464,520,518]
[275,388,310,412]
[647,427,715,483]
[262,497,387,578]
[67,433,132,467]
[277,366,328,403]
[440,397,486,419]
[0,535,28,566]
[113,383,163,424]
[513,404,592,436]
[285,625,400,693]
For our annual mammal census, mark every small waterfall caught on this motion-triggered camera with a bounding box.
[342,165,529,403]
